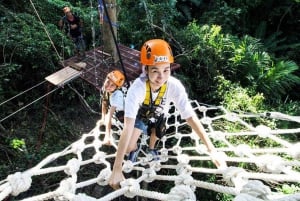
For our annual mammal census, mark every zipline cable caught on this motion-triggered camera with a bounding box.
[0,80,46,107]
[100,0,130,87]
[0,87,60,123]
[29,0,62,62]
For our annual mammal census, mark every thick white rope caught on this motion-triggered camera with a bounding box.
[0,101,299,201]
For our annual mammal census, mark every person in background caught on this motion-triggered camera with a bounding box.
[108,39,227,189]
[58,6,86,59]
[100,70,125,145]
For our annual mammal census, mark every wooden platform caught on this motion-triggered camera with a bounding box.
[45,66,81,86]
[49,44,180,91]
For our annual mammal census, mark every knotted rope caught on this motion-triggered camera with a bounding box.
[0,101,299,201]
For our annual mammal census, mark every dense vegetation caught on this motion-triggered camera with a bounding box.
[0,0,300,200]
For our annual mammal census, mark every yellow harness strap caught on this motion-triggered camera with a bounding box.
[143,80,167,106]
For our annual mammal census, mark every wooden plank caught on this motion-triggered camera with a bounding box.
[45,66,81,86]
[68,61,87,71]
[96,49,111,57]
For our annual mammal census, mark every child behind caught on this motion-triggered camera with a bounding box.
[100,70,125,145]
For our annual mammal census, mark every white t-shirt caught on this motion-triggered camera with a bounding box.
[110,89,124,111]
[125,75,194,120]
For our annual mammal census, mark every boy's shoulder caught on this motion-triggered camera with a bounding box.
[167,76,186,92]
[130,76,146,87]
[168,76,183,85]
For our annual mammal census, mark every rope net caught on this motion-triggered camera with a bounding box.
[1,100,300,201]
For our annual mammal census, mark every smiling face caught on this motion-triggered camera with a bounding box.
[103,77,118,93]
[146,63,171,90]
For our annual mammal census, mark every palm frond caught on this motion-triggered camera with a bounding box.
[259,60,300,98]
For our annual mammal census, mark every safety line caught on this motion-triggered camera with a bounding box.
[29,0,62,62]
[100,0,130,87]
[0,87,60,123]
[0,80,46,107]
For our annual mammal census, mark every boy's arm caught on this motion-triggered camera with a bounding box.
[186,115,227,168]
[186,115,215,152]
[109,117,135,189]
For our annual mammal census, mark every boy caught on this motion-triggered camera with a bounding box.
[109,39,226,189]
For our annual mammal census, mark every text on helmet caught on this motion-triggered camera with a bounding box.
[154,56,169,63]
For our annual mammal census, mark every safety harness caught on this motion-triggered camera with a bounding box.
[137,80,168,138]
[143,80,167,106]
[100,88,125,123]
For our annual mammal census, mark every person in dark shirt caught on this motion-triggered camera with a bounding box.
[58,6,86,59]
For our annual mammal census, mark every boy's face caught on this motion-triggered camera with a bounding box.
[146,63,171,89]
[103,78,117,92]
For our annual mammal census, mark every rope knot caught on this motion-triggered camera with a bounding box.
[256,155,285,173]
[122,160,134,173]
[199,106,208,112]
[200,117,212,125]
[175,174,196,191]
[235,144,251,157]
[7,172,32,196]
[255,125,271,138]
[55,178,76,200]
[97,168,111,185]
[160,148,169,162]
[225,112,239,122]
[71,141,85,154]
[223,167,248,189]
[177,154,190,164]
[290,142,300,159]
[142,168,156,182]
[240,180,271,200]
[93,152,106,164]
[149,160,162,171]
[120,178,140,198]
[176,163,192,175]
[64,158,80,176]
[173,145,182,154]
[233,194,264,201]
[166,185,196,201]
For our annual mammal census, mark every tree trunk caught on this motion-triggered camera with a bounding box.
[102,0,118,63]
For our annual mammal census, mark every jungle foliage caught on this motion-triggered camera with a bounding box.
[0,0,300,200]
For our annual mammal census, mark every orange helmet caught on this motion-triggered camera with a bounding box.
[63,6,71,14]
[140,39,174,66]
[107,70,125,87]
